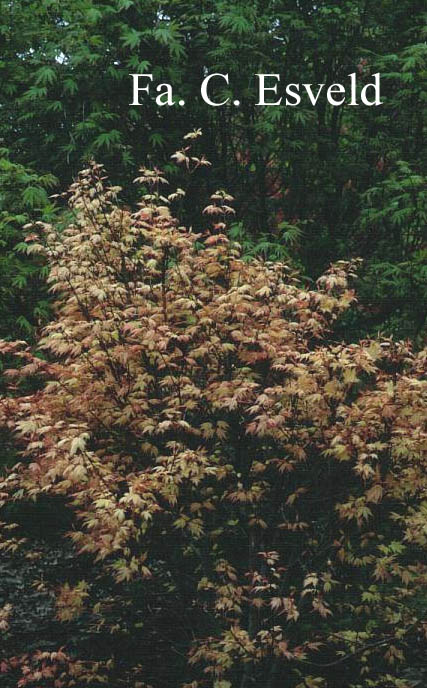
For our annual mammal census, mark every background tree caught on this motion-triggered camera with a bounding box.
[0,151,57,339]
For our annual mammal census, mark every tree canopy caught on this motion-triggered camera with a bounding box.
[0,147,426,687]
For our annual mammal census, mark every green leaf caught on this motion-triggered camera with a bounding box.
[121,27,143,49]
[35,66,57,86]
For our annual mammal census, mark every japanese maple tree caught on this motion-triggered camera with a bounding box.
[0,136,426,688]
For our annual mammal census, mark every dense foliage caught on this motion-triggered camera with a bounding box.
[0,153,57,339]
[1,0,426,338]
[1,150,426,687]
[0,0,425,683]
